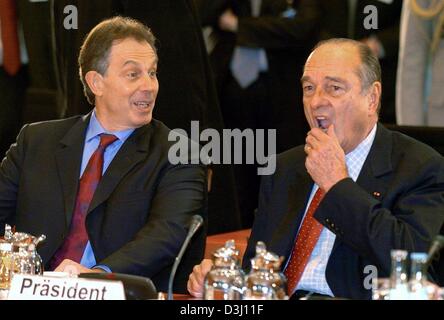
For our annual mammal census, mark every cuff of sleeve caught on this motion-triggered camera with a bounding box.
[93,265,112,273]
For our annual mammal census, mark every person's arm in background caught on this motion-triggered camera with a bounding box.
[228,0,321,49]
[193,0,230,27]
[195,0,321,50]
[396,0,428,125]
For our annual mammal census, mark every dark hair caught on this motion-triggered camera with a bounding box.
[78,16,157,105]
[310,38,382,112]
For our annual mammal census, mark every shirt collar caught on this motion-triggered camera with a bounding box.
[86,110,135,143]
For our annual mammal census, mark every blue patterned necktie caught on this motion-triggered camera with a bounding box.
[230,0,268,89]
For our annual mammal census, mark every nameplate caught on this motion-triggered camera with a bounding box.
[8,274,125,300]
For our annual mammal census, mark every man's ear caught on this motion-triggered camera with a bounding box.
[368,81,382,115]
[85,71,104,97]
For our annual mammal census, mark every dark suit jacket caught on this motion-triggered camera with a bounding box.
[0,114,207,293]
[50,0,242,234]
[243,124,444,299]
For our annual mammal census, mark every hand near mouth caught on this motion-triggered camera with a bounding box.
[304,124,348,193]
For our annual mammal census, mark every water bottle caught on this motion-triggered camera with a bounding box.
[408,252,429,300]
[243,241,287,300]
[11,233,46,276]
[0,241,13,290]
[203,240,245,300]
[389,249,409,300]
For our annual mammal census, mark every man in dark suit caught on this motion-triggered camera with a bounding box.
[0,17,206,293]
[50,0,242,235]
[187,38,444,299]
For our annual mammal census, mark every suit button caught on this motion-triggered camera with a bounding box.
[325,218,330,223]
[331,223,335,228]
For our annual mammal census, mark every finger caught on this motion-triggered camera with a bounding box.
[54,264,63,272]
[192,265,208,286]
[308,127,328,138]
[201,259,213,274]
[192,263,201,274]
[193,264,205,282]
[187,272,195,290]
[63,264,81,275]
[326,124,337,139]
[304,143,312,155]
[54,259,69,271]
[326,124,343,149]
[306,135,321,150]
[188,273,204,297]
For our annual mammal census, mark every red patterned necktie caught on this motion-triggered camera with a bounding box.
[0,0,21,75]
[285,188,325,295]
[50,134,118,269]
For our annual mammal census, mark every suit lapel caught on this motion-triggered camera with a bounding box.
[55,114,91,228]
[331,123,394,251]
[278,169,314,258]
[87,123,152,214]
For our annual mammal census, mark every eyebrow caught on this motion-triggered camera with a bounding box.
[123,58,159,68]
[300,76,311,83]
[300,75,348,84]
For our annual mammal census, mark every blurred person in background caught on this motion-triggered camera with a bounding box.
[195,0,321,227]
[396,0,444,126]
[319,0,402,125]
[0,0,28,159]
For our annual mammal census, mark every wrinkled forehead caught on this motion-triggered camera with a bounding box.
[303,44,361,80]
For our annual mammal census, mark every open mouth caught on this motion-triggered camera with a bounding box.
[315,116,330,131]
[133,101,152,109]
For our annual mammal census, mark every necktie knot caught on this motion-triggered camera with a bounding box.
[98,134,118,149]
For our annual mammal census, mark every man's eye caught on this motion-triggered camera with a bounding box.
[303,85,314,93]
[328,85,344,94]
[148,71,158,78]
[127,72,139,79]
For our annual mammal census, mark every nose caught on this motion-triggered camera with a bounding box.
[139,73,158,92]
[309,87,328,110]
